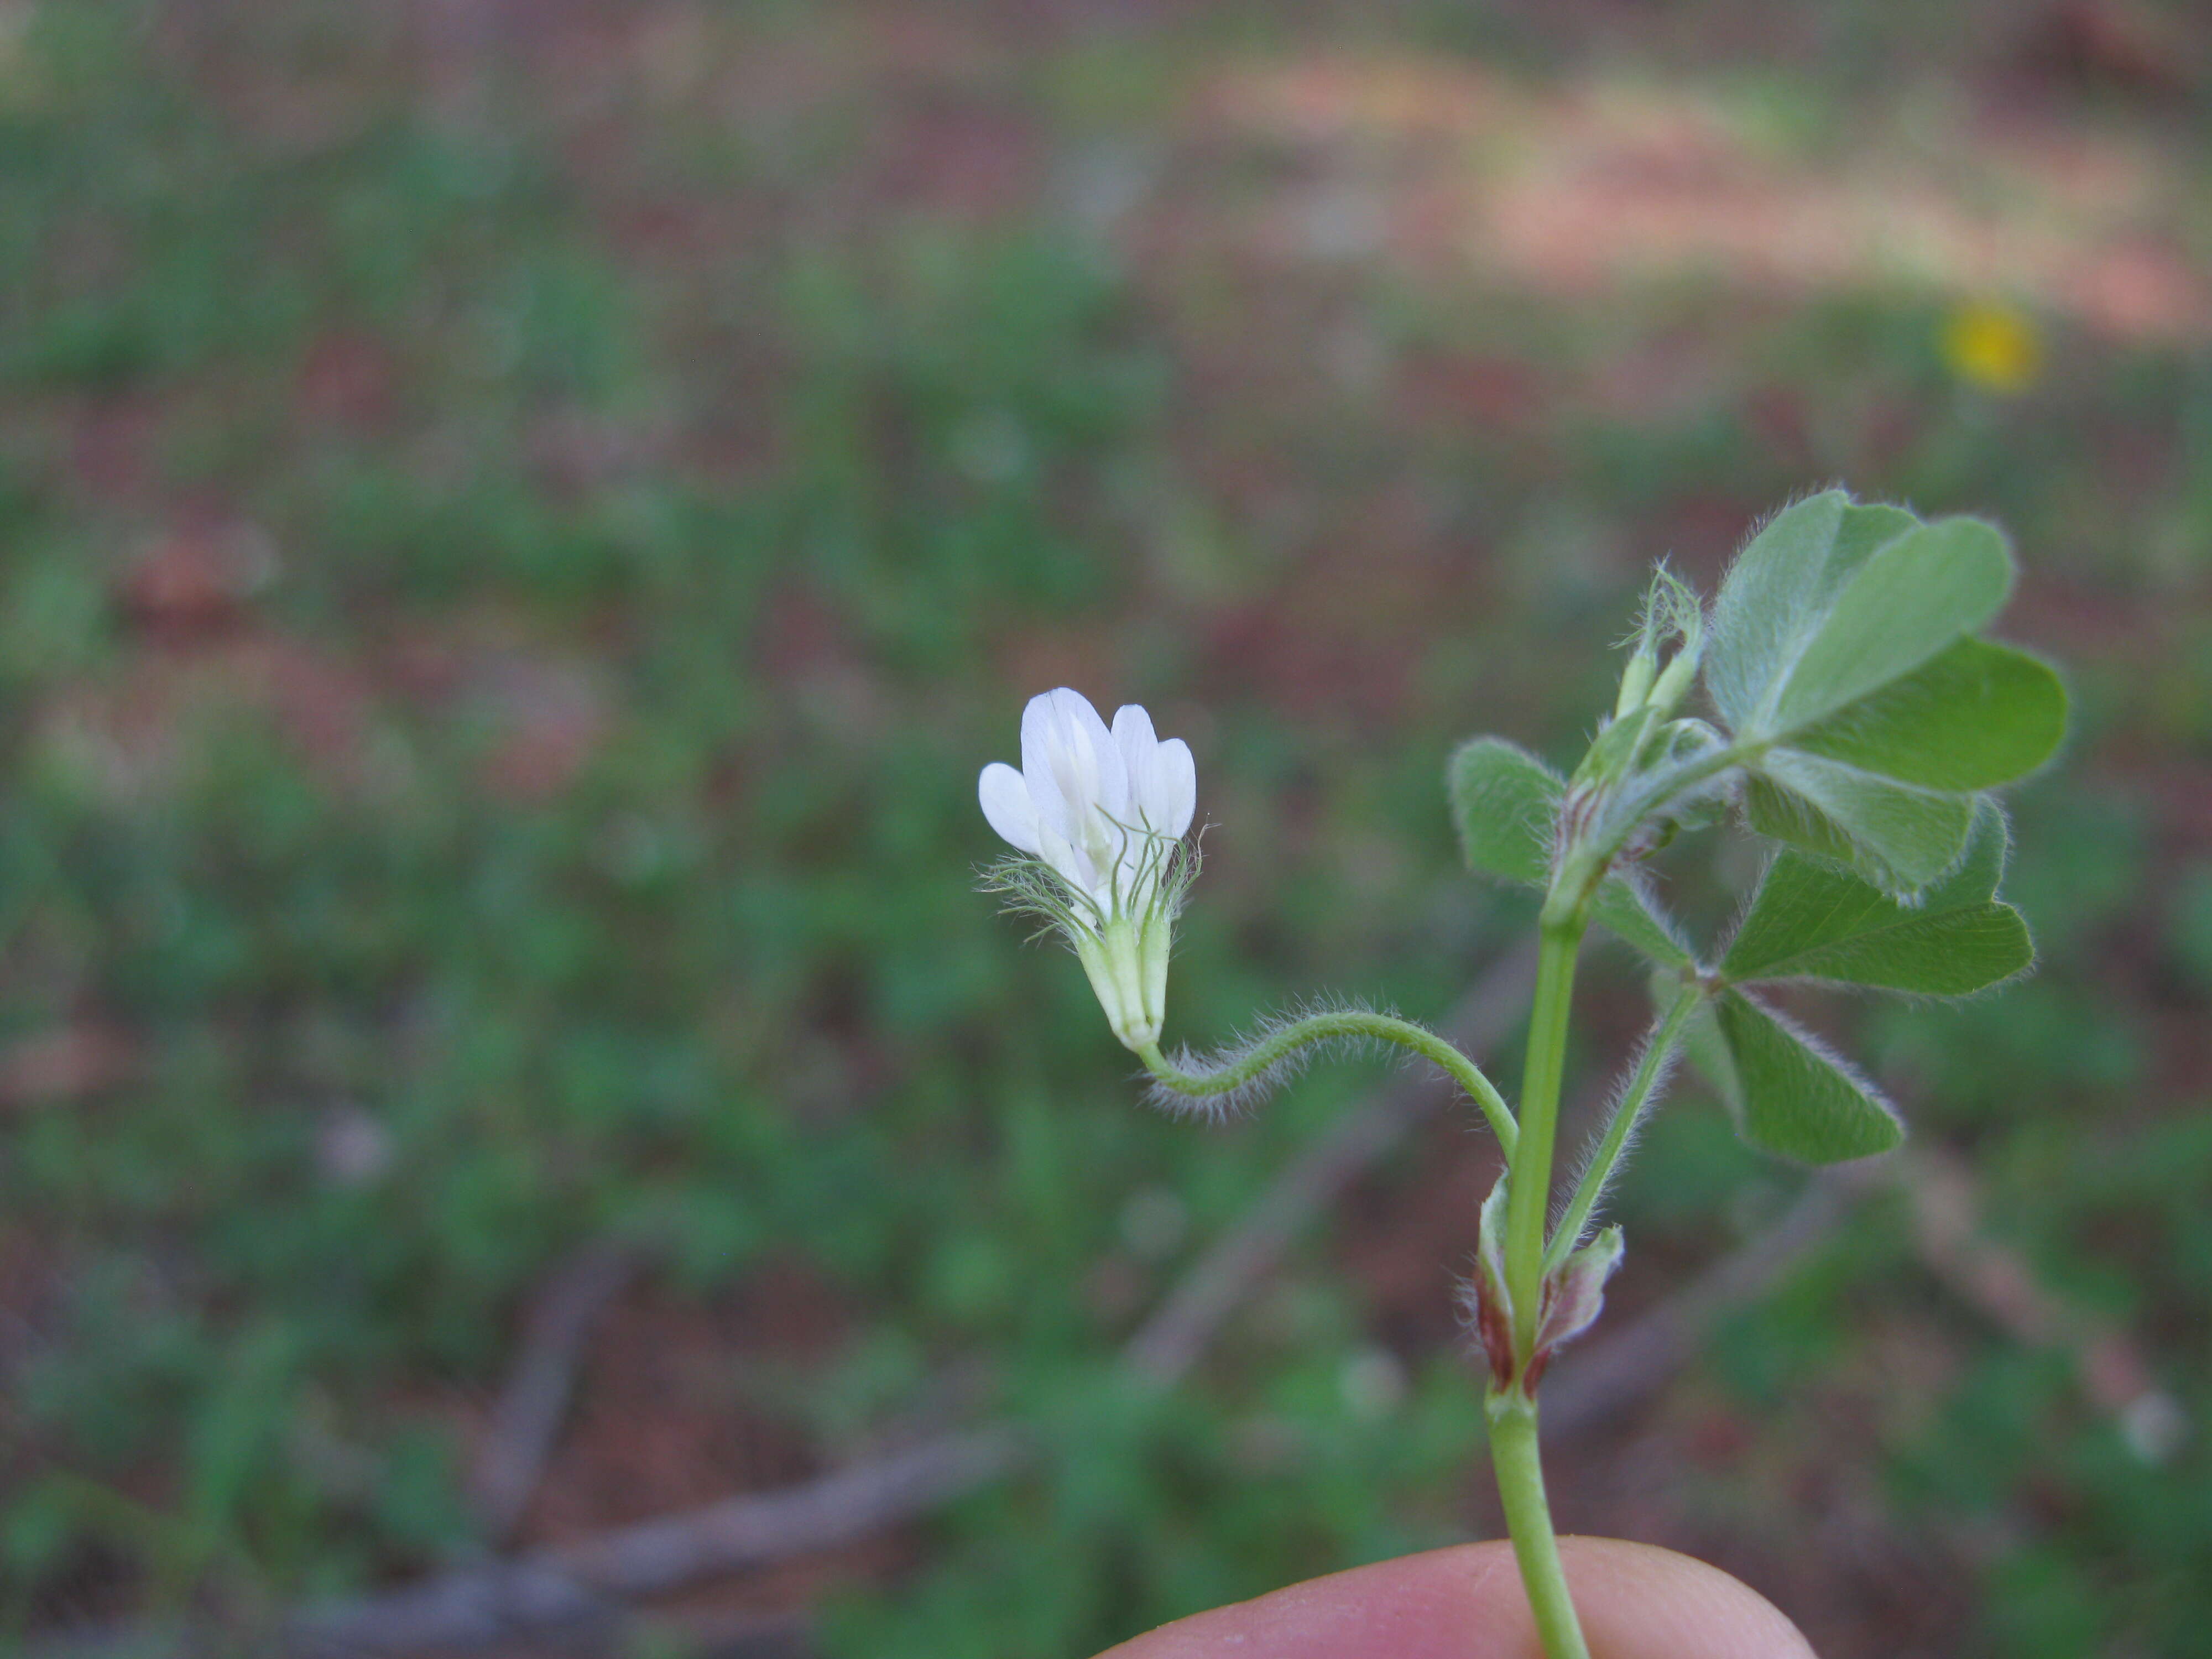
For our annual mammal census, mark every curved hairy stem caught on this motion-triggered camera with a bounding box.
[1138,1011,1517,1155]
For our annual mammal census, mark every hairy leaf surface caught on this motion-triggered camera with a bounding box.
[1723,801,2031,994]
[1704,991,1905,1162]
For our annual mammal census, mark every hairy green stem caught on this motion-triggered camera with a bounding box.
[1501,919,1584,1353]
[1546,739,1752,915]
[1487,1392,1590,1659]
[1541,987,1700,1276]
[1137,1010,1517,1155]
[1491,910,1590,1659]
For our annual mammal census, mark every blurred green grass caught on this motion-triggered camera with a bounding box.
[2,3,2210,1655]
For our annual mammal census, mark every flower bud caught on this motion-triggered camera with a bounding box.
[1647,641,1700,721]
[1613,648,1657,720]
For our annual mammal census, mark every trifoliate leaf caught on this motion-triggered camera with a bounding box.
[1705,494,2059,900]
[1707,990,1904,1163]
[1721,800,2032,994]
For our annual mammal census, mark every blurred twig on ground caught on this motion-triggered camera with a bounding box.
[467,1239,648,1545]
[1900,1147,2187,1464]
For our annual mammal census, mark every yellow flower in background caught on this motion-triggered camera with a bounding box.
[1942,301,2043,395]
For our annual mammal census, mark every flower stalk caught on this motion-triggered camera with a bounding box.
[1138,1009,1516,1154]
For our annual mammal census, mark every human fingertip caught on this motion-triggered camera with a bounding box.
[1095,1538,1814,1659]
[1559,1537,1816,1659]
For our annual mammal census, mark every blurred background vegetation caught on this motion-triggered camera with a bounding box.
[3,2,2210,1655]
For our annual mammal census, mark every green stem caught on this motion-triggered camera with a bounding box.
[1547,738,1754,914]
[1489,912,1589,1659]
[1501,918,1583,1353]
[1138,1011,1516,1155]
[1541,987,1700,1276]
[1488,1391,1590,1659]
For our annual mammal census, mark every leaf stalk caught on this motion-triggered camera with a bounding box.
[1543,988,1702,1277]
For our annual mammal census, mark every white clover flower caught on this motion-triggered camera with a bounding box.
[979,688,1197,1052]
[979,689,1196,908]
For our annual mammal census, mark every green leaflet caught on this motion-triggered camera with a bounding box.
[1705,990,1905,1163]
[1445,737,1692,966]
[1785,637,2066,791]
[1722,801,2033,994]
[1743,758,1976,895]
[1446,737,1558,889]
[1589,874,1691,968]
[1765,516,2015,734]
[1710,496,2015,740]
[1706,493,1916,732]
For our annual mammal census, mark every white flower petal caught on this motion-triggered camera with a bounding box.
[1112,705,1162,827]
[1035,820,1099,901]
[978,762,1041,854]
[1155,738,1197,839]
[1020,688,1102,840]
[983,688,1197,1048]
[1018,692,1072,837]
[1067,688,1129,821]
[1027,688,1131,893]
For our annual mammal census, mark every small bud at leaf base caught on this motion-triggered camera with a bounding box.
[1465,1172,1518,1391]
[1527,1225,1624,1389]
